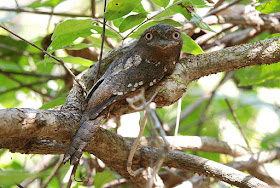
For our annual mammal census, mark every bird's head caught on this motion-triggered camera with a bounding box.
[138,24,183,53]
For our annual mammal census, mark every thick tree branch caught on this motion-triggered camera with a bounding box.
[1,37,280,187]
[126,135,249,157]
[0,108,269,187]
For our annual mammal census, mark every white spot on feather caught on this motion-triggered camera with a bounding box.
[134,55,142,66]
[124,57,133,69]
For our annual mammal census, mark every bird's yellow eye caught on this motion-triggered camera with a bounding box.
[145,32,153,40]
[172,31,180,40]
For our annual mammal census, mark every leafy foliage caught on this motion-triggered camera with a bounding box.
[27,0,66,8]
[105,0,142,20]
[256,0,280,14]
[0,0,280,187]
[49,19,94,52]
[151,0,170,8]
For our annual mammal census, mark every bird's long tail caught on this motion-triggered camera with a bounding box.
[63,115,104,165]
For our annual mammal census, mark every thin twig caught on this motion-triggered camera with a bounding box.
[93,20,124,40]
[0,24,87,94]
[195,72,234,136]
[1,71,53,99]
[0,80,49,96]
[0,68,63,79]
[14,0,20,8]
[171,98,182,150]
[225,98,252,151]
[20,156,58,187]
[127,112,147,176]
[0,7,92,18]
[65,163,79,188]
[145,102,169,188]
[94,0,107,83]
[168,93,211,130]
[41,155,64,188]
[91,0,96,18]
[174,98,182,137]
[204,0,243,17]
[213,0,226,9]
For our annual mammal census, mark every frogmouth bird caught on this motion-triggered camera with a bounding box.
[63,24,183,164]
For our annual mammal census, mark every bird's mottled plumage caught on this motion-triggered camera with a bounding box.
[64,24,183,164]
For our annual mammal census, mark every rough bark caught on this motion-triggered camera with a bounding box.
[1,36,280,187]
[0,108,271,188]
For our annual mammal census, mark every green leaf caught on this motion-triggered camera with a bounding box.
[181,34,203,54]
[60,56,94,67]
[112,17,125,28]
[49,19,93,52]
[235,63,280,86]
[188,0,208,8]
[151,0,170,8]
[94,170,115,188]
[105,0,142,20]
[191,12,215,32]
[130,19,182,38]
[256,0,280,14]
[170,4,192,20]
[86,36,113,50]
[91,26,121,39]
[40,97,66,109]
[0,60,23,72]
[258,79,280,88]
[27,0,66,8]
[133,3,148,14]
[0,36,28,56]
[65,42,112,50]
[119,14,146,33]
[0,170,40,187]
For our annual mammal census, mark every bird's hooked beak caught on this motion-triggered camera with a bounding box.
[147,40,180,50]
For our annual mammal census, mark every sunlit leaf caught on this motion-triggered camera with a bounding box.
[65,42,112,50]
[181,34,203,54]
[151,0,170,8]
[94,170,115,188]
[133,3,148,14]
[105,0,142,20]
[91,26,121,39]
[119,14,146,33]
[27,0,66,8]
[188,0,208,7]
[257,79,280,88]
[60,56,94,67]
[112,17,125,28]
[49,19,93,52]
[0,170,41,187]
[170,4,192,20]
[235,63,280,86]
[0,36,28,56]
[256,0,280,14]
